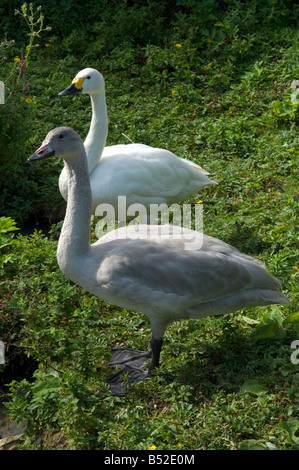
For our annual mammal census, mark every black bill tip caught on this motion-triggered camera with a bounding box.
[58,83,82,97]
[27,148,55,162]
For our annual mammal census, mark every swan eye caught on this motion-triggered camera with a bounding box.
[87,76,91,79]
[59,134,64,139]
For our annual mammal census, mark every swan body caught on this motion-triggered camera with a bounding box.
[28,127,290,393]
[58,68,216,221]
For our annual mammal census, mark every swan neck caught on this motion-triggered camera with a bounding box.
[59,151,91,261]
[84,91,108,173]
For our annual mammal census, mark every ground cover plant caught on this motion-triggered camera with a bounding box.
[0,0,298,450]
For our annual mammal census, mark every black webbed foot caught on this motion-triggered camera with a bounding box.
[107,337,163,395]
[107,348,151,396]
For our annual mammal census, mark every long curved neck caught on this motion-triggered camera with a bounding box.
[84,91,108,174]
[57,150,91,275]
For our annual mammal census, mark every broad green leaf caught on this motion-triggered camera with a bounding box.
[252,321,285,340]
[283,311,299,326]
[240,379,268,396]
[280,418,299,444]
[239,315,259,325]
[32,376,62,396]
[272,100,282,110]
[239,439,267,450]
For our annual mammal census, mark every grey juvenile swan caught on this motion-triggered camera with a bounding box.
[28,127,290,395]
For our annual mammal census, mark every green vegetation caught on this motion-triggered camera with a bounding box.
[0,0,298,450]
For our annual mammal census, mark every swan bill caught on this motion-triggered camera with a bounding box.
[58,82,82,96]
[27,148,55,162]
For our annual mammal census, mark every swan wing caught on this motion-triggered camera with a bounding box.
[90,145,215,207]
[86,226,289,325]
[103,143,209,173]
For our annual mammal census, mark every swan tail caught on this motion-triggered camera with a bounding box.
[186,289,291,319]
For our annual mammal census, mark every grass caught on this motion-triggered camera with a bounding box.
[0,1,298,450]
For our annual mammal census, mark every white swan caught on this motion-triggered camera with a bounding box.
[58,68,216,222]
[28,127,290,395]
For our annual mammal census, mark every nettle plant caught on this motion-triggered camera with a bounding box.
[0,3,53,223]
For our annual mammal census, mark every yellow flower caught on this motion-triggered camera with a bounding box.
[83,295,89,303]
[175,43,182,48]
[22,3,27,9]
[162,69,167,75]
[208,62,212,66]
[172,90,176,95]
[25,98,32,103]
[14,56,21,62]
[45,43,50,47]
[148,445,157,450]
[197,200,203,204]
[177,443,182,448]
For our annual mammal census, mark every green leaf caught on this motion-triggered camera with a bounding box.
[283,311,299,326]
[239,439,267,450]
[0,217,19,234]
[272,100,282,111]
[239,315,259,325]
[280,418,299,444]
[32,376,61,396]
[240,379,268,396]
[251,321,285,340]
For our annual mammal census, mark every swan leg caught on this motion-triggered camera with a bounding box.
[148,336,163,376]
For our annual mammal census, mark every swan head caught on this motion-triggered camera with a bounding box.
[58,68,105,97]
[27,127,84,163]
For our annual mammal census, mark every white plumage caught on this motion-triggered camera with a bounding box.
[58,68,216,221]
[28,127,290,394]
